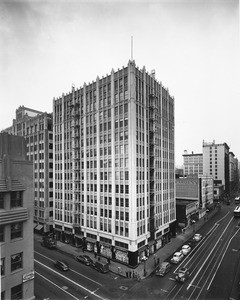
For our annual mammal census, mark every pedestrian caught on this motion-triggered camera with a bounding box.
[94,251,97,258]
[82,247,85,253]
[132,270,135,278]
[107,257,111,264]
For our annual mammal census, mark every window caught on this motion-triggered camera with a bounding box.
[1,258,5,276]
[11,284,22,300]
[0,226,4,242]
[0,193,4,209]
[1,291,5,300]
[11,252,23,272]
[10,191,23,208]
[11,223,23,239]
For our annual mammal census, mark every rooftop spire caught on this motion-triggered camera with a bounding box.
[131,36,133,61]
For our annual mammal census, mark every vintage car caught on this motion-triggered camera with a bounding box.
[171,252,184,264]
[175,267,190,283]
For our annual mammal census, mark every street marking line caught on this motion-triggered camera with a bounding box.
[187,216,234,291]
[34,251,102,286]
[35,259,106,300]
[174,223,220,274]
[207,227,240,290]
[188,284,201,289]
[35,271,79,300]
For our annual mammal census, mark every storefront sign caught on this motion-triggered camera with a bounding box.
[23,271,34,282]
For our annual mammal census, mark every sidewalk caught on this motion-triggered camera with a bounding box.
[35,208,219,280]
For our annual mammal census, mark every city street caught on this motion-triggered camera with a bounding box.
[34,202,240,300]
[125,203,240,300]
[34,242,135,300]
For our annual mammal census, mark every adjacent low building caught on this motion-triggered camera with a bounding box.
[0,133,35,300]
[176,175,214,227]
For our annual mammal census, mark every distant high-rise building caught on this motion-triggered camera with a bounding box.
[2,106,53,232]
[0,133,35,300]
[203,140,230,195]
[53,60,175,267]
[182,150,203,176]
[229,152,239,193]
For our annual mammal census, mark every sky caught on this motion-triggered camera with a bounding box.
[0,0,239,166]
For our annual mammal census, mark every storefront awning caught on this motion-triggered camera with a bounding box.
[34,225,43,231]
[86,237,97,244]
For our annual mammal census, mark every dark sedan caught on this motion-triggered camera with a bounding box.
[53,260,69,271]
[75,255,93,266]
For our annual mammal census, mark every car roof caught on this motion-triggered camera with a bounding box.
[179,267,188,272]
[182,244,190,248]
[160,262,170,267]
[59,260,68,265]
[174,252,182,255]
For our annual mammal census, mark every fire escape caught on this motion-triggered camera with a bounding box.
[149,93,158,240]
[205,181,209,209]
[70,97,81,232]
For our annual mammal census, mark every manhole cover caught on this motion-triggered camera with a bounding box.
[62,286,68,290]
[120,286,128,291]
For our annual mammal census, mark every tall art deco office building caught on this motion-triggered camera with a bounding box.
[53,60,175,266]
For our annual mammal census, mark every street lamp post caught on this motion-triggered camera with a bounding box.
[192,220,196,232]
[144,260,147,277]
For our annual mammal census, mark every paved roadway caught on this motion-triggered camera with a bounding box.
[125,203,240,300]
[34,242,135,300]
[35,200,240,300]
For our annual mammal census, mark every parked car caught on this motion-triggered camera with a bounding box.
[175,267,190,283]
[181,244,191,256]
[156,262,171,276]
[193,233,202,242]
[235,197,240,204]
[187,240,196,248]
[53,260,69,271]
[93,261,109,273]
[75,255,93,266]
[171,252,184,264]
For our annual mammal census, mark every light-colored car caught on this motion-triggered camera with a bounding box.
[171,252,184,264]
[181,244,191,256]
[193,233,202,242]
[156,262,171,276]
